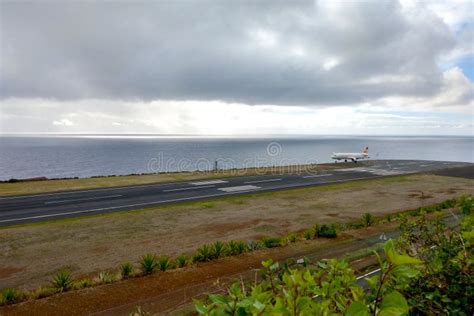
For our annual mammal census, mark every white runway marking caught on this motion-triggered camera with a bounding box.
[190,180,228,186]
[335,168,368,172]
[163,185,215,192]
[218,185,260,192]
[45,194,123,205]
[244,178,282,184]
[302,174,333,178]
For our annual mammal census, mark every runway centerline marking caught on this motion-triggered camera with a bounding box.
[45,194,123,205]
[302,174,333,178]
[190,180,228,186]
[218,185,260,192]
[244,178,282,184]
[163,185,215,192]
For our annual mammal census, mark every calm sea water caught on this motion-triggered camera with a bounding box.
[0,136,472,180]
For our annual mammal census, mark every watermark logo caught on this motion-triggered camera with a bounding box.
[147,141,321,175]
[266,142,282,157]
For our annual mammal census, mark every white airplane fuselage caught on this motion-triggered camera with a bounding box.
[331,147,369,163]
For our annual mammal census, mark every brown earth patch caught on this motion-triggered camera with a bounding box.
[0,266,24,279]
[0,174,472,291]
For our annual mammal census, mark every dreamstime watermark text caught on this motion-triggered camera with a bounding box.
[147,142,324,176]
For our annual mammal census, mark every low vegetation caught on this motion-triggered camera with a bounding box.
[362,212,375,227]
[0,196,470,307]
[157,256,171,272]
[316,223,337,238]
[120,262,133,279]
[175,254,189,268]
[0,288,24,305]
[194,212,474,315]
[51,271,73,293]
[97,272,115,284]
[140,254,158,275]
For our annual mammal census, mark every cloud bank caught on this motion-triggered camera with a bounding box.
[0,0,472,134]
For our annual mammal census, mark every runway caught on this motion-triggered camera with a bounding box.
[0,160,471,226]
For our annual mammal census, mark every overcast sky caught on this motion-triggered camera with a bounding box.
[1,0,473,135]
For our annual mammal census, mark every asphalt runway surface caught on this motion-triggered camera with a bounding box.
[0,160,471,226]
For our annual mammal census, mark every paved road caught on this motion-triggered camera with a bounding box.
[0,160,471,226]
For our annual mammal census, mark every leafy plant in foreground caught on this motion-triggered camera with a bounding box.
[396,213,473,315]
[195,213,474,315]
[459,195,473,215]
[51,270,73,292]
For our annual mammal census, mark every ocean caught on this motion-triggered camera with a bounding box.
[0,135,472,181]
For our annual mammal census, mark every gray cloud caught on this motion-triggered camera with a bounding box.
[0,0,460,105]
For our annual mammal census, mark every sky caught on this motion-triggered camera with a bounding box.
[0,0,473,136]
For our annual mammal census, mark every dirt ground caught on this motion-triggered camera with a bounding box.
[0,174,472,291]
[0,222,404,316]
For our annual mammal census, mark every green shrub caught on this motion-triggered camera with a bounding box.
[286,233,298,243]
[98,271,115,284]
[52,270,73,292]
[120,262,133,279]
[193,244,213,262]
[211,241,227,259]
[176,254,189,268]
[303,229,314,240]
[75,278,93,289]
[32,287,57,299]
[385,214,392,222]
[362,213,375,227]
[440,198,456,209]
[262,237,282,248]
[0,288,24,305]
[247,240,264,251]
[227,240,248,255]
[140,254,158,274]
[317,224,337,238]
[409,208,422,216]
[158,256,171,271]
[459,195,473,215]
[313,223,320,233]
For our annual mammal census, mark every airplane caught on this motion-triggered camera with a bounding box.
[331,146,369,163]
